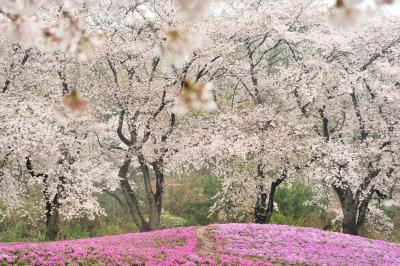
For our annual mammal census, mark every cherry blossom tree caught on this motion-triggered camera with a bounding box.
[0,95,118,239]
[90,0,225,232]
[283,7,400,234]
[159,1,308,224]
[0,42,119,239]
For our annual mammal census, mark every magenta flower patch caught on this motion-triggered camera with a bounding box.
[0,224,399,265]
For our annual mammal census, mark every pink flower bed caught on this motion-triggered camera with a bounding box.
[0,224,399,265]
[0,227,198,266]
[213,224,400,266]
[0,226,257,266]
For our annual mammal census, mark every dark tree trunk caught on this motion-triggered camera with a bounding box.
[332,183,370,236]
[26,158,66,241]
[116,102,172,232]
[150,161,164,230]
[338,189,360,235]
[138,155,162,231]
[44,176,65,241]
[333,167,381,236]
[264,182,279,223]
[119,158,150,232]
[45,203,59,241]
[254,179,285,224]
[254,166,287,224]
[119,157,165,232]
[342,208,359,235]
[254,191,268,224]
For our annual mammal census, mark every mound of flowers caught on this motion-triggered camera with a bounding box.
[0,226,256,266]
[213,224,400,266]
[0,224,399,265]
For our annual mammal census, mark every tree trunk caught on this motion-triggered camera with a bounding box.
[149,161,164,230]
[135,154,163,231]
[45,203,59,241]
[119,158,150,232]
[26,158,62,241]
[120,177,151,232]
[254,191,268,224]
[254,170,286,224]
[342,209,359,235]
[43,175,65,241]
[332,183,371,236]
[148,204,160,231]
[119,155,165,232]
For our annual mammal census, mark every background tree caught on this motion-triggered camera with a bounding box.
[285,8,400,235]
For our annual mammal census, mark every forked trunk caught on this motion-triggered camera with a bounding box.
[119,157,163,232]
[332,183,372,236]
[119,159,148,232]
[254,171,286,224]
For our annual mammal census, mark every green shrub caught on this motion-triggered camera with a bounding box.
[270,212,303,226]
[164,172,221,226]
[274,181,317,219]
[160,212,190,229]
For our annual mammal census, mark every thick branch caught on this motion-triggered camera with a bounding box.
[117,110,134,146]
[360,35,400,71]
